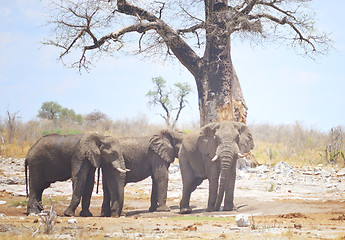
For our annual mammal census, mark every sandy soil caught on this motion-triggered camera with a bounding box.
[0,157,345,239]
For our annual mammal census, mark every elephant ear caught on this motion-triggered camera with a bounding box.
[149,130,175,164]
[233,122,254,154]
[198,122,220,157]
[79,133,102,168]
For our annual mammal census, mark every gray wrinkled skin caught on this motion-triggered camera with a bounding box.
[178,121,254,214]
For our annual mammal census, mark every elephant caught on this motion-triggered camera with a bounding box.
[178,121,254,214]
[25,133,127,217]
[100,129,184,216]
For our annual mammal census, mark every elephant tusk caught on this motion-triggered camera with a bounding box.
[116,168,130,173]
[238,153,245,158]
[211,155,219,162]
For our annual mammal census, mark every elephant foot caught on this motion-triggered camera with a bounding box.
[149,205,158,212]
[223,205,237,211]
[79,209,93,217]
[101,209,111,217]
[26,207,40,216]
[179,207,192,214]
[110,210,122,218]
[63,208,76,217]
[206,207,215,212]
[156,205,170,212]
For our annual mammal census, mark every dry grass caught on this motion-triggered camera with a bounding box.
[1,116,344,167]
[249,123,344,167]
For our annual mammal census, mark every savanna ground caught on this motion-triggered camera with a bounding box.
[1,156,345,240]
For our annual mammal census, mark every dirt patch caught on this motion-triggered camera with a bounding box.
[279,212,307,219]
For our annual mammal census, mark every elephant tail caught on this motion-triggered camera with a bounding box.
[25,158,28,197]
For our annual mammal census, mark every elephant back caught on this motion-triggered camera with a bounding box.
[180,131,200,153]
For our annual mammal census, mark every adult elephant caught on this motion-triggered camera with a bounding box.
[25,133,127,217]
[179,121,254,214]
[101,129,184,216]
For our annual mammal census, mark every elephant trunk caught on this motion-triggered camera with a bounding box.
[214,142,235,211]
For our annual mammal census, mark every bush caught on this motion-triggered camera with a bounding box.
[249,122,337,167]
[42,129,83,136]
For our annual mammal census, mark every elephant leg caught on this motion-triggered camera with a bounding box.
[111,176,125,217]
[36,187,45,212]
[27,175,45,215]
[179,159,204,214]
[27,189,41,215]
[149,178,158,212]
[64,162,89,217]
[207,178,219,212]
[101,171,111,217]
[106,175,123,217]
[179,177,203,214]
[207,165,221,212]
[80,167,95,217]
[150,161,170,212]
[101,167,125,217]
[223,162,237,211]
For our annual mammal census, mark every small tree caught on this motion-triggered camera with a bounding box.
[37,101,83,128]
[5,110,21,144]
[146,76,191,129]
[84,110,109,129]
[37,101,62,122]
[59,108,83,125]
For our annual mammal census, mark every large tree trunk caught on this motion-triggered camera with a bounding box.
[196,49,247,126]
[195,0,247,126]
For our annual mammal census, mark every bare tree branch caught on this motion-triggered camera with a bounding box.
[60,28,86,57]
[84,22,160,50]
[241,0,259,15]
[44,0,332,73]
[177,23,205,35]
[249,12,316,50]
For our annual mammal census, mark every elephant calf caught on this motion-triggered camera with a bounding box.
[25,133,127,217]
[101,129,184,216]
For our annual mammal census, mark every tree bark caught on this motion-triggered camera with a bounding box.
[196,0,247,126]
[196,48,247,126]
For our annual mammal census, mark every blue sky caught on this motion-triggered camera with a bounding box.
[1,0,344,132]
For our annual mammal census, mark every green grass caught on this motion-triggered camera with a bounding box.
[182,129,193,134]
[267,182,276,192]
[42,129,83,136]
[9,200,27,208]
